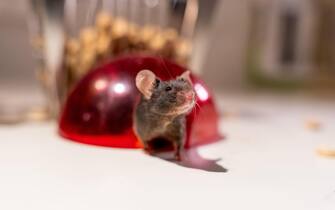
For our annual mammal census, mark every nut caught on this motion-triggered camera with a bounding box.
[316,145,335,158]
[163,28,178,41]
[96,12,113,32]
[305,119,321,131]
[96,34,112,56]
[112,18,128,38]
[80,27,97,48]
[66,38,80,55]
[140,26,158,43]
[149,34,166,51]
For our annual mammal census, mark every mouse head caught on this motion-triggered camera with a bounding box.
[136,70,195,116]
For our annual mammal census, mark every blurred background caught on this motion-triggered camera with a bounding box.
[1,1,335,209]
[0,0,334,121]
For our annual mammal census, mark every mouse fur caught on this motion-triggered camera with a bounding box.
[134,70,195,161]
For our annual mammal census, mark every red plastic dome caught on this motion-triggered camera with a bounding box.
[58,55,222,148]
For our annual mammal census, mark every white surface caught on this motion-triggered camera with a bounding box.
[0,93,335,210]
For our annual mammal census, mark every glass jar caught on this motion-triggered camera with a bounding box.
[27,0,198,117]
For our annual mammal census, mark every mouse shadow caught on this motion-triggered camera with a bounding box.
[153,147,228,173]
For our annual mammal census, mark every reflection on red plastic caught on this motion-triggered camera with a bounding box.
[59,55,222,148]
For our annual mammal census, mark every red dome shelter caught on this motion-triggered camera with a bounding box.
[59,56,222,148]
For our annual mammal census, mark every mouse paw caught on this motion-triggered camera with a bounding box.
[143,148,154,156]
[174,153,182,161]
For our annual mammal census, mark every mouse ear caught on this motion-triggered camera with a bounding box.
[179,70,192,84]
[136,70,156,99]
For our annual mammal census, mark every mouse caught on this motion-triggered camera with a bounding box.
[133,69,196,161]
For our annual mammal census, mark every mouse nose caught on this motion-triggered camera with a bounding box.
[177,91,194,102]
[184,92,194,100]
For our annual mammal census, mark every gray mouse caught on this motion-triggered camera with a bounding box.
[133,70,196,161]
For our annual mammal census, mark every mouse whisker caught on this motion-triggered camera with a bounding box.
[158,55,173,79]
[193,101,201,118]
[195,101,201,110]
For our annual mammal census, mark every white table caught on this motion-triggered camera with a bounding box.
[1,93,334,210]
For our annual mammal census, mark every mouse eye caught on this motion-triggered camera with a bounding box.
[165,86,172,91]
[154,79,160,88]
[180,78,185,82]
